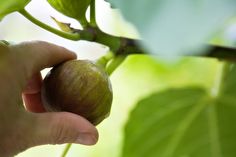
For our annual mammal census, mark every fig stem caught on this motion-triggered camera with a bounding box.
[19,9,81,41]
[106,55,127,75]
[60,143,72,157]
[96,51,114,68]
[90,0,97,27]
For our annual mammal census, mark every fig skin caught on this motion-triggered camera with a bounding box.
[41,60,113,125]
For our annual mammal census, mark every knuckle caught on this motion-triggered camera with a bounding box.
[50,115,68,144]
[49,113,77,144]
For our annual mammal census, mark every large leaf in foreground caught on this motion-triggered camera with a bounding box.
[109,0,236,55]
[123,63,236,157]
[0,0,30,20]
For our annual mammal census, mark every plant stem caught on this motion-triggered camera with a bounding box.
[19,9,81,40]
[204,45,236,61]
[106,55,127,75]
[77,16,89,29]
[95,51,114,68]
[90,0,97,27]
[18,9,236,62]
[60,143,72,157]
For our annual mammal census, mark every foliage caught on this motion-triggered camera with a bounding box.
[2,0,236,157]
[47,0,91,26]
[108,0,236,56]
[123,63,236,157]
[0,0,30,20]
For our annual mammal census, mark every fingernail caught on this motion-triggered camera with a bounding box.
[76,133,97,145]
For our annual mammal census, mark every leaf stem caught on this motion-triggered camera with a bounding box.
[77,16,89,29]
[19,9,80,40]
[60,143,72,157]
[90,0,97,27]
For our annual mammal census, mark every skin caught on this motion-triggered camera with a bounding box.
[0,41,98,157]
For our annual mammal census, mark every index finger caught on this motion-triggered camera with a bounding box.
[10,40,77,79]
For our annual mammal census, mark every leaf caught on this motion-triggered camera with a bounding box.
[123,63,236,157]
[51,17,73,33]
[0,0,30,20]
[47,0,91,23]
[108,0,236,55]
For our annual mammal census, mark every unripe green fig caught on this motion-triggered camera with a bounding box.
[41,60,113,125]
[47,0,91,23]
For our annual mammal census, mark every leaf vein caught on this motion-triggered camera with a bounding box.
[207,102,222,157]
[162,96,208,157]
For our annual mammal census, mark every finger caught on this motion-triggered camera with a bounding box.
[30,112,98,146]
[22,93,45,113]
[23,72,42,94]
[9,41,77,79]
[22,73,45,113]
[2,112,98,156]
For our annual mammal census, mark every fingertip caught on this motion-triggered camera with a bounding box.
[65,48,77,59]
[37,40,77,59]
[53,43,77,59]
[11,40,77,69]
[76,132,99,145]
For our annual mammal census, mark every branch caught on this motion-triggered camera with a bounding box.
[18,10,236,62]
[108,37,236,62]
[205,45,236,61]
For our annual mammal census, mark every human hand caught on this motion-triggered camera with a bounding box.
[0,41,98,157]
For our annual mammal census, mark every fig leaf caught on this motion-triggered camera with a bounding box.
[47,0,91,24]
[0,0,30,20]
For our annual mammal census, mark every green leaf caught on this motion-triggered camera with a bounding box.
[0,0,30,20]
[123,63,236,157]
[47,0,91,25]
[108,0,236,55]
[51,17,73,33]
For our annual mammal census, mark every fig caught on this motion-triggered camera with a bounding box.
[41,60,113,125]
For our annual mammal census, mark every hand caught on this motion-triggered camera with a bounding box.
[0,41,98,157]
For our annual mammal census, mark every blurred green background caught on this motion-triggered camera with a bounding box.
[1,0,236,157]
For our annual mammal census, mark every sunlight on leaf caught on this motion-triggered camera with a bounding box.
[123,63,236,157]
[0,0,30,20]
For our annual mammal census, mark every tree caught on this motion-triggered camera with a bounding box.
[1,0,236,157]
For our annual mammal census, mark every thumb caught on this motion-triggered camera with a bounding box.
[30,112,98,146]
